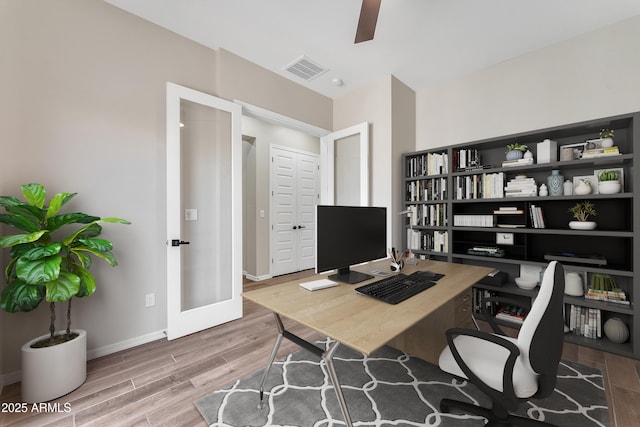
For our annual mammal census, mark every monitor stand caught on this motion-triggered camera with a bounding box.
[329,266,373,284]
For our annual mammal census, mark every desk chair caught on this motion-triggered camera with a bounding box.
[438,261,565,426]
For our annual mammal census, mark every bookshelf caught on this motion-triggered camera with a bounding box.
[402,111,639,359]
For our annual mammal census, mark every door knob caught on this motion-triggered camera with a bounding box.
[171,239,191,246]
[292,226,298,230]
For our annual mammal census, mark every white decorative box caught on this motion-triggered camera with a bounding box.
[537,139,557,163]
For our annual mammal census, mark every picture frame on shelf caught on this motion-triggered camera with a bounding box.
[573,174,599,195]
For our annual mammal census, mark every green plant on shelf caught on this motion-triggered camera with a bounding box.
[568,201,597,222]
[505,143,527,154]
[599,128,615,139]
[598,170,620,182]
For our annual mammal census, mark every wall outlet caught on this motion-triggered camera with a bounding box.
[145,293,155,307]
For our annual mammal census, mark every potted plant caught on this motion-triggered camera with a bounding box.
[0,183,129,402]
[599,128,615,148]
[505,143,528,160]
[568,200,597,230]
[598,169,621,194]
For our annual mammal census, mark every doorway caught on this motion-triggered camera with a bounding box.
[270,146,319,276]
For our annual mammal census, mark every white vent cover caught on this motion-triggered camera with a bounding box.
[283,55,328,81]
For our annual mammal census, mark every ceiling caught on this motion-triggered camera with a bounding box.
[105,0,640,99]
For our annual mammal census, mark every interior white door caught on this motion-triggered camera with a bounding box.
[320,122,369,206]
[271,146,319,276]
[166,82,242,340]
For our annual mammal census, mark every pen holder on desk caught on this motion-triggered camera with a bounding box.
[390,260,404,272]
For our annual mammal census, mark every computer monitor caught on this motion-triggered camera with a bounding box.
[316,205,387,284]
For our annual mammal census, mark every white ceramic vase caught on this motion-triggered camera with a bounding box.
[564,272,584,296]
[21,329,87,403]
[574,179,592,195]
[604,318,629,344]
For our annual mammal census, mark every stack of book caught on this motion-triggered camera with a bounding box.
[453,214,494,227]
[467,246,505,257]
[502,157,534,167]
[582,146,621,159]
[495,304,527,325]
[569,305,601,339]
[585,288,630,305]
[504,175,537,198]
[406,152,449,176]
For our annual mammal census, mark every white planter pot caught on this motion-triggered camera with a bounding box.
[569,221,597,230]
[21,329,87,403]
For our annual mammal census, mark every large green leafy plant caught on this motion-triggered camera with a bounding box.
[0,183,129,347]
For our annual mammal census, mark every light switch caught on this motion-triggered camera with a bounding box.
[185,209,198,221]
[259,210,265,218]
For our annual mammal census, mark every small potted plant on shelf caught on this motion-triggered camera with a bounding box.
[0,183,130,403]
[568,200,597,230]
[599,128,615,148]
[505,143,528,160]
[598,169,621,194]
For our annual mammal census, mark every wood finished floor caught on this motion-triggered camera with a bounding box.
[1,270,639,426]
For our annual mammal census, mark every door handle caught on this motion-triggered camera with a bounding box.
[171,239,191,247]
[292,226,298,230]
[298,225,306,229]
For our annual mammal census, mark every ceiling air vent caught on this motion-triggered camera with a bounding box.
[283,55,328,81]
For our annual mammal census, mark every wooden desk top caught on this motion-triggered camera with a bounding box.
[243,259,492,355]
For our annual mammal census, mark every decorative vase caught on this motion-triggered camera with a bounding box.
[565,272,584,296]
[574,179,592,195]
[601,137,614,148]
[604,318,629,344]
[539,183,548,196]
[523,150,533,159]
[506,150,523,161]
[569,221,597,230]
[21,329,87,403]
[563,180,573,195]
[547,169,564,196]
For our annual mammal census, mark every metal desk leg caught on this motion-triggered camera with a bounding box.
[323,340,353,427]
[257,314,285,409]
[257,313,353,427]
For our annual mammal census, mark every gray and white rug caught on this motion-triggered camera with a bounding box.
[195,338,609,426]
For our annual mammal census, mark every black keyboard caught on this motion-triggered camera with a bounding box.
[355,271,444,304]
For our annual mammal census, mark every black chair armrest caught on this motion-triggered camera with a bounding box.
[445,327,521,411]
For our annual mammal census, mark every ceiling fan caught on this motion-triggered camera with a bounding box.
[354,0,381,43]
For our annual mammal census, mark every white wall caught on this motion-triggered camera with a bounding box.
[0,0,332,380]
[416,15,640,149]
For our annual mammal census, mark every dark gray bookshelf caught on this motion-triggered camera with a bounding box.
[403,111,639,359]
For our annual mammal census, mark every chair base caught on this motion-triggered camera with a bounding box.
[440,398,558,427]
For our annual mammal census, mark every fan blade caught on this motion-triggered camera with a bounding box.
[354,0,381,43]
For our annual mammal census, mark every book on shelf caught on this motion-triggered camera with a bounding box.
[585,288,630,305]
[569,305,601,339]
[504,175,537,198]
[495,304,527,325]
[406,152,449,177]
[502,158,534,167]
[529,204,546,228]
[453,214,494,227]
[494,207,524,214]
[454,172,504,200]
[467,246,505,257]
[581,146,621,159]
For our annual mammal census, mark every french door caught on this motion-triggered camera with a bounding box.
[166,83,242,340]
[270,146,319,276]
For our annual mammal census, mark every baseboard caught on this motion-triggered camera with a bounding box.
[2,329,167,387]
[244,273,273,282]
[87,329,167,360]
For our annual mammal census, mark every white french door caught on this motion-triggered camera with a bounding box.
[320,122,369,206]
[270,146,319,276]
[166,82,242,340]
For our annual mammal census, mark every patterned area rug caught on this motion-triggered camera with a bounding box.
[195,338,609,426]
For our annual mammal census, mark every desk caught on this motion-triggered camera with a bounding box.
[242,259,492,426]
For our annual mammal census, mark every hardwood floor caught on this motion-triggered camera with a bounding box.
[1,270,639,426]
